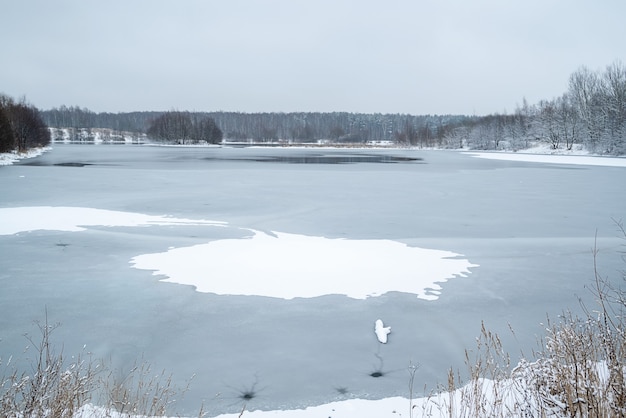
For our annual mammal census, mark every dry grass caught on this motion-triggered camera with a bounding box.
[99,358,190,417]
[0,311,99,417]
[0,312,198,418]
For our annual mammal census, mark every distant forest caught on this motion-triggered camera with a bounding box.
[35,60,626,155]
[40,108,469,147]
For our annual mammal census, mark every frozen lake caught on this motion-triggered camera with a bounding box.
[1,144,624,416]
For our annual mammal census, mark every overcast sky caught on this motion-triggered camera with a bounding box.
[2,1,625,115]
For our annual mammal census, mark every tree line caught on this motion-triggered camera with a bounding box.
[443,60,626,155]
[42,106,153,134]
[0,94,51,153]
[40,107,470,146]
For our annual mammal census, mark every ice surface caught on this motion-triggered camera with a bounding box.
[1,145,625,417]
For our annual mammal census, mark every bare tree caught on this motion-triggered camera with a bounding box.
[601,61,626,154]
[147,111,222,144]
[0,95,50,151]
[569,66,604,152]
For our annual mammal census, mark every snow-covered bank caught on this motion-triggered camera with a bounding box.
[467,151,626,167]
[0,146,50,166]
[74,369,608,418]
[76,396,419,418]
[49,127,146,144]
[73,360,620,418]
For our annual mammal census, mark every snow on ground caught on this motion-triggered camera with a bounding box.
[0,146,50,165]
[207,384,501,418]
[74,374,549,418]
[75,363,617,417]
[77,396,424,418]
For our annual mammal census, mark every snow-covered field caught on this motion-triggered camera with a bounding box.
[1,144,624,417]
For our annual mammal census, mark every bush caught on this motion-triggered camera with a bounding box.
[0,313,98,417]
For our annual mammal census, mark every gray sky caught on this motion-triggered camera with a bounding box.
[2,1,625,115]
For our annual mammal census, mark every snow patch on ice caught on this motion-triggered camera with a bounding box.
[130,229,477,300]
[374,319,391,343]
[0,206,225,235]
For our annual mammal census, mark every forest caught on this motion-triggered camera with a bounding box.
[41,107,468,147]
